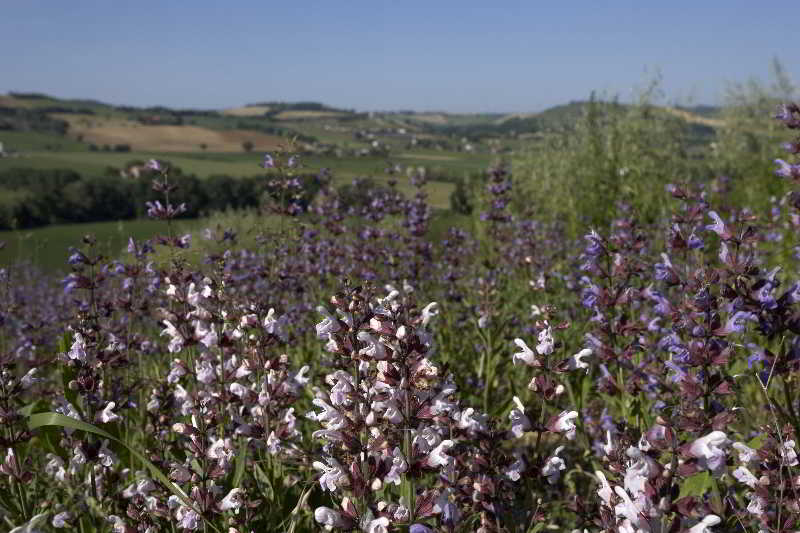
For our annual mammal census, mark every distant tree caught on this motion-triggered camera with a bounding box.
[200,143,207,151]
[242,140,254,152]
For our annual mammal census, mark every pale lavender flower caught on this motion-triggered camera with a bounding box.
[313,457,349,492]
[314,507,352,530]
[52,512,71,528]
[535,325,554,355]
[542,445,565,484]
[732,466,758,488]
[509,396,531,438]
[689,431,730,475]
[705,211,731,239]
[549,410,579,440]
[775,158,800,179]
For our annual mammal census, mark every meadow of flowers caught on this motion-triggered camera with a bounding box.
[2,103,800,533]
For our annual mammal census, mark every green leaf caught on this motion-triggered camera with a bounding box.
[678,471,711,500]
[27,412,221,533]
[254,463,274,502]
[231,439,247,489]
[747,434,766,449]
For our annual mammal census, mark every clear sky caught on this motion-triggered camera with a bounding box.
[1,1,796,113]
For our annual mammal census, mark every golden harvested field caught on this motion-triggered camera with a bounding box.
[494,112,537,124]
[222,105,272,116]
[0,95,30,108]
[663,107,724,128]
[273,110,348,120]
[54,114,285,152]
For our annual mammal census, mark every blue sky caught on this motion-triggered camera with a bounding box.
[1,1,796,112]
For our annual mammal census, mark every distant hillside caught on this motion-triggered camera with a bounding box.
[0,91,723,155]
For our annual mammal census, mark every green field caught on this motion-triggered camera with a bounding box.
[0,218,202,272]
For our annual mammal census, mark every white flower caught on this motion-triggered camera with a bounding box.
[689,514,721,533]
[732,466,758,488]
[623,447,658,498]
[542,445,565,484]
[595,470,613,507]
[315,306,341,339]
[98,440,117,467]
[613,486,649,531]
[689,431,730,475]
[313,457,349,492]
[219,488,244,511]
[421,302,439,328]
[601,429,615,456]
[535,326,554,355]
[97,402,120,424]
[307,398,346,430]
[425,439,454,468]
[509,396,531,438]
[565,348,592,372]
[367,517,390,533]
[161,321,184,353]
[782,439,799,466]
[457,407,487,434]
[512,338,539,366]
[263,308,288,342]
[67,333,88,362]
[314,507,350,530]
[357,331,388,360]
[550,410,579,440]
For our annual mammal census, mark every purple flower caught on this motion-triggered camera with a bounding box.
[774,159,800,179]
[705,211,731,239]
[584,229,604,256]
[146,159,162,171]
[747,344,767,369]
[665,360,687,383]
[261,153,275,169]
[687,232,704,249]
[782,141,800,154]
[715,310,756,336]
[775,103,800,127]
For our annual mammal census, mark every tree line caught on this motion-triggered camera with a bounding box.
[0,167,324,230]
